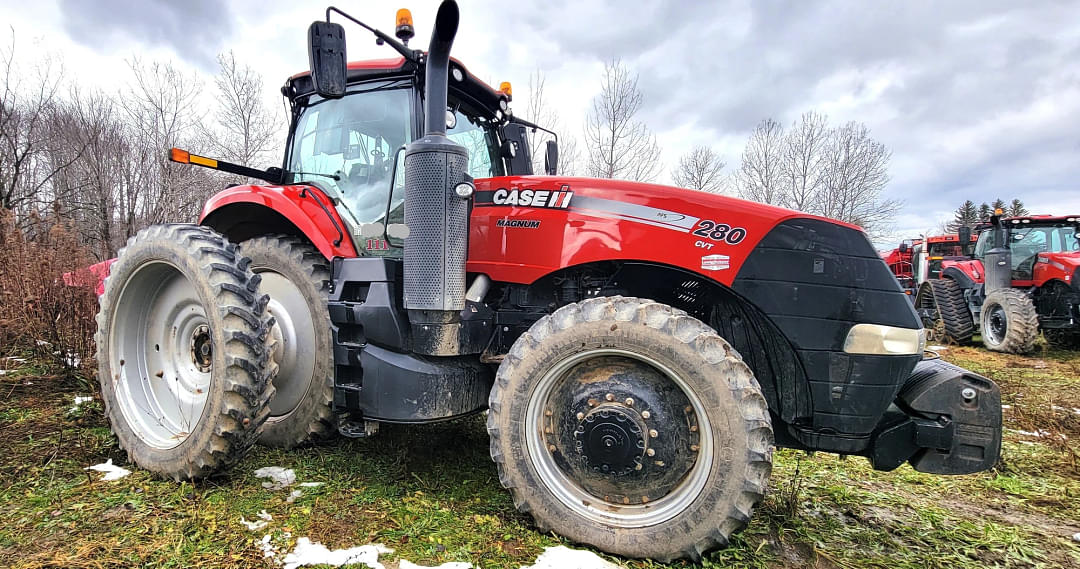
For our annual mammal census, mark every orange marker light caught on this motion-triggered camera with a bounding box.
[994,208,1004,215]
[395,8,415,43]
[499,81,513,97]
[170,148,190,164]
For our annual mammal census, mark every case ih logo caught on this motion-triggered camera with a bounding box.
[701,254,730,271]
[475,185,573,209]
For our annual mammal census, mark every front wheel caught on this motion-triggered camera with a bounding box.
[980,288,1039,354]
[487,296,773,561]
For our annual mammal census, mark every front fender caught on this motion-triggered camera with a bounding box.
[199,185,358,260]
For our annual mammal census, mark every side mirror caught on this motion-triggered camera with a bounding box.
[499,123,533,175]
[308,21,347,99]
[898,242,909,254]
[544,140,558,175]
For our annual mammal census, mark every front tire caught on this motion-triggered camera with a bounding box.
[96,225,275,480]
[981,288,1039,354]
[240,235,335,448]
[487,296,773,561]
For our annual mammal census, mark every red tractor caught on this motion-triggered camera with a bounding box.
[92,2,1002,560]
[916,213,1080,353]
[883,233,977,297]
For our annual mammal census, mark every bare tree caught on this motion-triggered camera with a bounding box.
[121,58,215,224]
[735,118,785,205]
[205,51,279,171]
[583,59,661,182]
[524,68,581,176]
[0,31,80,218]
[818,121,897,237]
[672,145,726,193]
[780,111,828,212]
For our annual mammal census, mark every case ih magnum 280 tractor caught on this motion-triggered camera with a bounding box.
[94,2,1001,560]
[916,212,1080,354]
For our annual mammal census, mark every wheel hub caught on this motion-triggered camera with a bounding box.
[575,404,647,476]
[190,324,212,373]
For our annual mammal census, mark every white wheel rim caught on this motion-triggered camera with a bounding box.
[525,348,715,528]
[109,261,210,449]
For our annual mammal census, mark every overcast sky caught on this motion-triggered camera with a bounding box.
[3,0,1079,245]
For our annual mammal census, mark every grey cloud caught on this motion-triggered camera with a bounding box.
[58,0,234,69]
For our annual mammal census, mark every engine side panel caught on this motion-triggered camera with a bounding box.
[465,176,854,286]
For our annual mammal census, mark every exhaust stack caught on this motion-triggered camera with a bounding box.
[402,0,470,356]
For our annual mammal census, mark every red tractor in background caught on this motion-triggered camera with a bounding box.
[89,2,1002,561]
[916,212,1080,353]
[883,233,977,297]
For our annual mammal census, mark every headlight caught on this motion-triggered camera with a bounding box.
[843,324,926,355]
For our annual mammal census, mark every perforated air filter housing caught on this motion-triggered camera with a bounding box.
[403,136,469,314]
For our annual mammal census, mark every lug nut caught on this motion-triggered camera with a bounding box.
[548,444,556,452]
[545,409,552,417]
[690,425,698,432]
[647,448,655,457]
[655,460,665,467]
[587,398,598,407]
[649,429,658,438]
[623,497,630,504]
[641,410,651,419]
[961,388,976,401]
[544,426,552,434]
[576,412,585,420]
[641,496,649,503]
[635,463,642,471]
[605,393,615,402]
[624,398,634,406]
[684,405,693,413]
[691,444,700,452]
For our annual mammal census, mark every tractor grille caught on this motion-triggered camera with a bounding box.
[403,149,468,312]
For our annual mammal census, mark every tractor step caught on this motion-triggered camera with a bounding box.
[338,418,380,438]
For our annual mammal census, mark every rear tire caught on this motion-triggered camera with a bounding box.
[915,279,974,344]
[487,296,773,561]
[95,224,275,480]
[980,289,1039,354]
[241,235,335,448]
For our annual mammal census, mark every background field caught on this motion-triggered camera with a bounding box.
[1,344,1078,569]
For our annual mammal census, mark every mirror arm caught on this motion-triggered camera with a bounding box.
[509,115,557,144]
[381,144,408,248]
[326,6,419,63]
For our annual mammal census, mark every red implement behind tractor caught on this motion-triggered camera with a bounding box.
[88,2,1002,561]
[916,213,1080,352]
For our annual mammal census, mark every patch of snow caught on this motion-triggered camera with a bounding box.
[36,339,52,347]
[400,561,472,569]
[927,345,948,351]
[286,489,303,503]
[281,538,393,569]
[258,510,273,521]
[4,357,27,363]
[0,369,7,376]
[255,466,296,490]
[1073,532,1080,543]
[1001,405,1011,410]
[86,459,131,481]
[299,482,323,488]
[69,396,93,413]
[260,534,279,559]
[240,517,268,531]
[520,546,622,569]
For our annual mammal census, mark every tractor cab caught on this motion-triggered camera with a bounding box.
[281,41,549,255]
[972,215,1080,281]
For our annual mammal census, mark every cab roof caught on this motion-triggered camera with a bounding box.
[282,56,510,121]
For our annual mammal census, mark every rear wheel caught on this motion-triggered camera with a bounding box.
[95,225,275,480]
[981,289,1039,354]
[915,279,974,344]
[241,235,335,448]
[487,296,773,561]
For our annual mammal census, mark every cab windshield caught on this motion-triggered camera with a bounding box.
[288,83,502,236]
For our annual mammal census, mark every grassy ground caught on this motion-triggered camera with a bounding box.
[1,346,1078,569]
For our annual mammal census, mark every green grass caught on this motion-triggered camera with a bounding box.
[1,347,1079,568]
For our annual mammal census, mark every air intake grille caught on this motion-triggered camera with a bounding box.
[403,148,468,311]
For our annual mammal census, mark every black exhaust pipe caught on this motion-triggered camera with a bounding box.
[402,0,471,356]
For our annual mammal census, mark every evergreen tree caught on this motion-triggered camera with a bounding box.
[992,198,1007,213]
[948,200,979,232]
[978,202,991,221]
[1009,198,1029,217]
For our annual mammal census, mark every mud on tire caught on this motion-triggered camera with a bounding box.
[486,296,773,561]
[95,224,275,481]
[241,235,335,448]
[981,288,1039,354]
